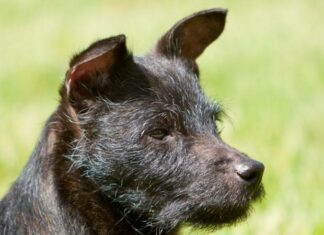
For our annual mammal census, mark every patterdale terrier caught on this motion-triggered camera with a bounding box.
[0,8,265,235]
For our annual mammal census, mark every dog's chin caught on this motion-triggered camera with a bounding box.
[188,184,265,229]
[189,206,249,229]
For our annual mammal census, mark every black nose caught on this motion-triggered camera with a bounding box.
[235,160,264,184]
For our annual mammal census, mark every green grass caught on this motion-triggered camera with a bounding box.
[0,0,323,234]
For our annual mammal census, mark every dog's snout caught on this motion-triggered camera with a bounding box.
[235,160,264,184]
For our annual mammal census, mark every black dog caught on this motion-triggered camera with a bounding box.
[0,8,264,235]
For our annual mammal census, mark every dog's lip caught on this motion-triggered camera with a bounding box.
[250,184,265,201]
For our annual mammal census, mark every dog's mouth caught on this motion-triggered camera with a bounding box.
[185,183,265,228]
[106,181,265,233]
[250,183,265,201]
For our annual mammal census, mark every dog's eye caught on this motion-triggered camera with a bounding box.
[149,128,169,140]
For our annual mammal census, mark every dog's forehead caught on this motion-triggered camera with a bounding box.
[131,56,219,126]
[134,56,202,100]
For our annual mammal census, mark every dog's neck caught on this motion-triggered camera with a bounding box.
[41,107,138,234]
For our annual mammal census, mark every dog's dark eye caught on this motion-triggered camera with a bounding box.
[149,128,169,140]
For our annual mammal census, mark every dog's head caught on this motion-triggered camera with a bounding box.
[61,8,265,232]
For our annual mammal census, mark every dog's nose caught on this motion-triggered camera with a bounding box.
[235,160,264,184]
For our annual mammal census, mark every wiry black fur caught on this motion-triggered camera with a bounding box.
[0,9,264,235]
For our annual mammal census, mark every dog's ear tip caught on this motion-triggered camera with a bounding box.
[65,34,130,102]
[202,8,228,23]
[204,8,228,14]
[193,8,228,19]
[217,7,228,14]
[68,34,128,69]
[154,8,228,62]
[99,34,127,47]
[116,34,126,41]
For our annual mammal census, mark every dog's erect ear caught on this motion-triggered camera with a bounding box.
[154,8,227,62]
[65,35,128,106]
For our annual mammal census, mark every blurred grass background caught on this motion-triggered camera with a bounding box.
[0,0,323,234]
